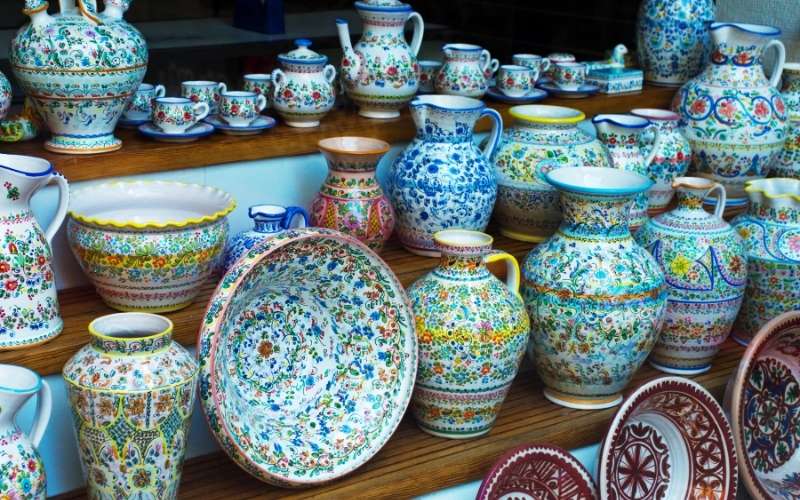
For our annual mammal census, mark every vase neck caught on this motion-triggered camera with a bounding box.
[89,313,173,356]
[558,190,634,240]
[432,231,492,280]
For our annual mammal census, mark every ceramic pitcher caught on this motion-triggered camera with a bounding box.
[774,63,800,178]
[676,22,787,208]
[0,154,68,350]
[593,114,663,230]
[436,44,498,98]
[224,204,308,270]
[0,364,51,499]
[0,72,10,121]
[388,95,502,256]
[336,0,423,119]
[409,229,529,438]
[272,39,336,128]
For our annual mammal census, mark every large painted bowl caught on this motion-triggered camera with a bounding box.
[67,181,235,312]
[197,227,417,487]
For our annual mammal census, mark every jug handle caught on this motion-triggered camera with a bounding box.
[705,182,727,219]
[479,107,503,160]
[765,39,786,88]
[29,379,52,448]
[43,173,69,245]
[271,69,286,102]
[642,125,663,170]
[406,12,425,57]
[485,250,521,298]
[281,206,309,230]
[76,0,102,24]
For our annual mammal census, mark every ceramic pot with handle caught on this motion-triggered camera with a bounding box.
[436,44,498,98]
[272,39,336,127]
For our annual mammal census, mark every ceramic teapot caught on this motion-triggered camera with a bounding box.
[271,39,336,128]
[436,43,498,98]
[11,0,147,154]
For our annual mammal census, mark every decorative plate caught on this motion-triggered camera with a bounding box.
[538,82,600,99]
[485,87,548,104]
[197,227,417,487]
[204,115,277,136]
[138,122,215,142]
[477,443,598,500]
[725,311,800,500]
[600,377,737,500]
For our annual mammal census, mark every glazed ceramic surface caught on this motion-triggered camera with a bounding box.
[476,443,597,500]
[586,67,644,94]
[0,154,68,350]
[511,54,550,82]
[11,0,147,154]
[388,95,502,256]
[271,39,336,128]
[631,108,692,213]
[496,65,533,98]
[0,72,12,121]
[337,1,423,119]
[537,82,600,99]
[552,62,586,91]
[731,178,800,345]
[224,204,308,270]
[491,104,609,243]
[67,181,234,312]
[600,377,737,500]
[219,91,267,127]
[197,227,416,486]
[783,63,800,119]
[138,122,215,143]
[243,73,272,109]
[544,52,575,80]
[311,136,395,252]
[636,0,714,86]
[203,115,276,136]
[522,167,666,410]
[484,87,547,105]
[775,63,800,178]
[635,177,747,374]
[0,364,51,500]
[675,22,788,205]
[123,83,165,121]
[63,313,198,500]
[417,60,441,94]
[724,311,800,500]
[436,44,497,98]
[152,97,210,134]
[409,230,529,439]
[181,81,225,114]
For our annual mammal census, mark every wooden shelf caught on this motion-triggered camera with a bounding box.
[1,87,675,183]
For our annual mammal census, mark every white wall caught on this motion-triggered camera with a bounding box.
[718,0,800,60]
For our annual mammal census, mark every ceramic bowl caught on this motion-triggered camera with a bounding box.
[67,181,235,312]
[724,310,800,500]
[599,376,737,499]
[197,227,417,487]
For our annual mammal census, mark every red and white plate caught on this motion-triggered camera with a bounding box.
[477,443,598,500]
[599,376,737,500]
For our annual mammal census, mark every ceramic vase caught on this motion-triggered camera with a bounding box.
[774,63,800,178]
[271,39,336,127]
[63,313,198,499]
[388,95,502,256]
[409,229,529,438]
[631,108,692,214]
[675,22,787,207]
[336,0,423,119]
[522,167,667,410]
[435,44,497,98]
[636,0,714,86]
[312,136,395,252]
[0,364,51,500]
[635,177,747,374]
[0,72,10,121]
[224,204,308,270]
[491,104,609,242]
[11,0,147,154]
[731,178,800,344]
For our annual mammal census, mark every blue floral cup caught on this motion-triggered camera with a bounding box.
[553,62,586,91]
[511,54,550,82]
[219,91,267,127]
[181,80,227,114]
[497,65,534,97]
[243,74,272,110]
[152,97,210,134]
[124,83,165,121]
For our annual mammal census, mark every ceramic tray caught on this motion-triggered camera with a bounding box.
[197,227,417,487]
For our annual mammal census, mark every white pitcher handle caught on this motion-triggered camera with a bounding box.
[255,94,267,112]
[642,125,663,169]
[765,39,786,88]
[153,85,166,98]
[479,49,492,73]
[29,379,52,448]
[44,173,69,244]
[479,107,503,160]
[407,12,424,56]
[271,69,285,101]
[193,102,210,122]
[706,182,727,219]
[323,64,337,84]
[484,250,521,297]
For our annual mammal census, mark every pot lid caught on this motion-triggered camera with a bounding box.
[354,0,412,11]
[278,39,327,64]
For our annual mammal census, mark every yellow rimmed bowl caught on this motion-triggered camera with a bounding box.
[67,181,236,312]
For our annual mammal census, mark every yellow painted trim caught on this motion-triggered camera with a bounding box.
[485,251,521,295]
[104,301,194,313]
[744,179,800,202]
[433,229,494,247]
[77,0,102,25]
[498,227,547,243]
[88,314,173,343]
[22,2,48,15]
[509,107,585,125]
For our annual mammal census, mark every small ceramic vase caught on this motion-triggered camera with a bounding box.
[271,39,336,127]
[631,108,692,214]
[635,177,747,374]
[0,364,51,500]
[731,178,800,344]
[774,63,800,178]
[436,44,497,98]
[522,167,666,410]
[409,229,529,438]
[224,204,308,270]
[243,73,272,109]
[491,104,609,242]
[0,72,11,121]
[418,60,441,94]
[312,137,395,252]
[388,95,502,256]
[63,313,198,499]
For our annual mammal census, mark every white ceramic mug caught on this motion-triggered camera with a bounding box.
[219,91,267,127]
[152,97,210,134]
[511,54,550,82]
[553,62,587,91]
[497,65,534,97]
[181,81,227,114]
[124,83,166,121]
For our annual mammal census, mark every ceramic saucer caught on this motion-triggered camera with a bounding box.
[477,443,598,500]
[204,115,277,136]
[600,376,738,500]
[485,87,548,104]
[138,122,215,143]
[724,311,800,500]
[117,116,149,128]
[538,82,600,99]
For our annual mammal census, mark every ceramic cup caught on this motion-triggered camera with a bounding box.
[243,74,272,109]
[418,60,442,94]
[124,83,165,121]
[152,97,210,134]
[553,62,586,91]
[181,80,227,114]
[511,54,550,82]
[219,90,267,127]
[497,65,534,97]
[545,52,576,80]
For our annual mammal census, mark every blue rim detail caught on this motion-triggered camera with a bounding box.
[0,365,41,394]
[139,122,215,139]
[538,82,600,96]
[205,116,276,131]
[354,1,412,12]
[592,115,650,129]
[0,157,54,178]
[486,87,548,104]
[711,22,781,36]
[545,167,654,196]
[155,97,192,104]
[410,97,485,112]
[442,43,482,52]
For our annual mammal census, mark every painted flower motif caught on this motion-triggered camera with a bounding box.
[754,101,769,118]
[670,255,692,277]
[690,99,707,114]
[718,100,735,119]
[734,52,751,65]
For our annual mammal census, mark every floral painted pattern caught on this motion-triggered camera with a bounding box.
[0,430,46,499]
[0,72,11,121]
[637,117,692,212]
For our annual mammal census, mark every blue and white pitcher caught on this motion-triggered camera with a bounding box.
[224,204,308,269]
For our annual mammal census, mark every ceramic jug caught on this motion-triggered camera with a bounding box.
[491,104,609,242]
[0,72,10,121]
[774,63,800,178]
[593,114,663,230]
[336,0,423,119]
[635,177,747,374]
[271,39,336,128]
[311,136,395,252]
[409,229,529,439]
[388,95,502,256]
[224,204,308,270]
[11,0,147,154]
[0,364,51,499]
[676,22,787,208]
[436,44,498,98]
[731,178,800,345]
[0,154,68,350]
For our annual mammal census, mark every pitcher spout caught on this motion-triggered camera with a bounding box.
[336,19,361,83]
